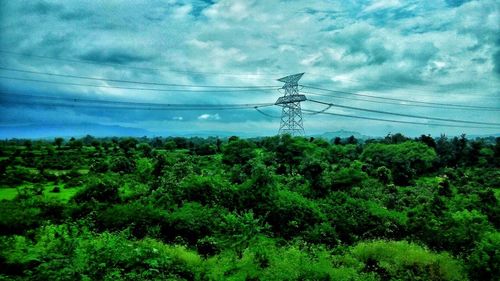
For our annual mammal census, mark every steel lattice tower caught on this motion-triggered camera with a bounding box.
[275,73,307,136]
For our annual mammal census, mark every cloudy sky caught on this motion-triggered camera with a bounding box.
[0,0,499,138]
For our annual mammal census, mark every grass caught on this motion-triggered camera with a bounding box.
[0,183,81,202]
[44,185,81,202]
[0,188,18,200]
[494,188,500,201]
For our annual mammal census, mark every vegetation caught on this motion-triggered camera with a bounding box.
[0,133,498,280]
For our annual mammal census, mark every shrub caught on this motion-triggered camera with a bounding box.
[222,139,256,166]
[178,174,234,207]
[2,225,204,281]
[72,177,120,204]
[162,203,225,245]
[96,203,167,239]
[89,159,109,173]
[350,240,467,281]
[468,231,500,281]
[0,202,41,235]
[324,160,368,190]
[375,166,392,184]
[266,190,325,238]
[109,156,136,174]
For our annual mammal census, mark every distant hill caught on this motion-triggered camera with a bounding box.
[175,131,254,138]
[0,123,151,139]
[466,133,500,139]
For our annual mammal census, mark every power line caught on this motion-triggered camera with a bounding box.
[3,69,492,109]
[3,50,498,98]
[0,50,280,77]
[0,66,278,88]
[4,50,498,100]
[307,99,500,127]
[303,104,332,115]
[0,92,274,109]
[302,91,500,111]
[1,99,274,111]
[0,76,276,93]
[303,73,499,97]
[302,85,500,110]
[254,107,281,118]
[301,109,500,129]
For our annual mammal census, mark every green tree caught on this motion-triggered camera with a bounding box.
[90,140,101,151]
[418,134,436,148]
[68,139,83,151]
[222,139,256,166]
[54,137,64,149]
[73,177,120,203]
[275,135,314,175]
[137,142,153,157]
[163,202,224,245]
[468,231,500,281]
[266,189,325,238]
[375,166,392,184]
[23,140,32,150]
[118,137,138,155]
[110,156,136,173]
[442,210,493,255]
[361,141,437,185]
[384,133,409,144]
[135,158,153,182]
[345,135,358,144]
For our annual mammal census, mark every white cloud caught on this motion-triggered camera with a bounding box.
[363,0,401,13]
[173,4,193,19]
[203,0,253,21]
[197,113,221,121]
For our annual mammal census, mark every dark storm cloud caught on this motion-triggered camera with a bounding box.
[22,1,63,15]
[330,23,393,66]
[79,48,155,64]
[58,8,94,21]
[402,42,438,64]
[493,50,500,75]
[445,0,472,8]
[39,32,75,47]
[358,4,422,27]
[190,0,217,17]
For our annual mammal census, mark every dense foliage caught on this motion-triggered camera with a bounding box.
[0,133,498,280]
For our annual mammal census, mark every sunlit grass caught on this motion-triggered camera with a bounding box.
[0,188,18,200]
[0,183,81,202]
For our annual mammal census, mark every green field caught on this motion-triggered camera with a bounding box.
[0,183,81,202]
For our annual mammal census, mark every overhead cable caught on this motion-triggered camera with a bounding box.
[301,85,500,110]
[1,99,274,111]
[302,91,500,111]
[0,66,278,88]
[0,76,275,93]
[254,106,281,118]
[0,92,274,109]
[301,109,500,129]
[0,50,279,77]
[307,99,500,127]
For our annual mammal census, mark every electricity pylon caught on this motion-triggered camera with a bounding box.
[275,73,306,136]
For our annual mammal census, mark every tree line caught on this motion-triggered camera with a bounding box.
[0,133,498,280]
